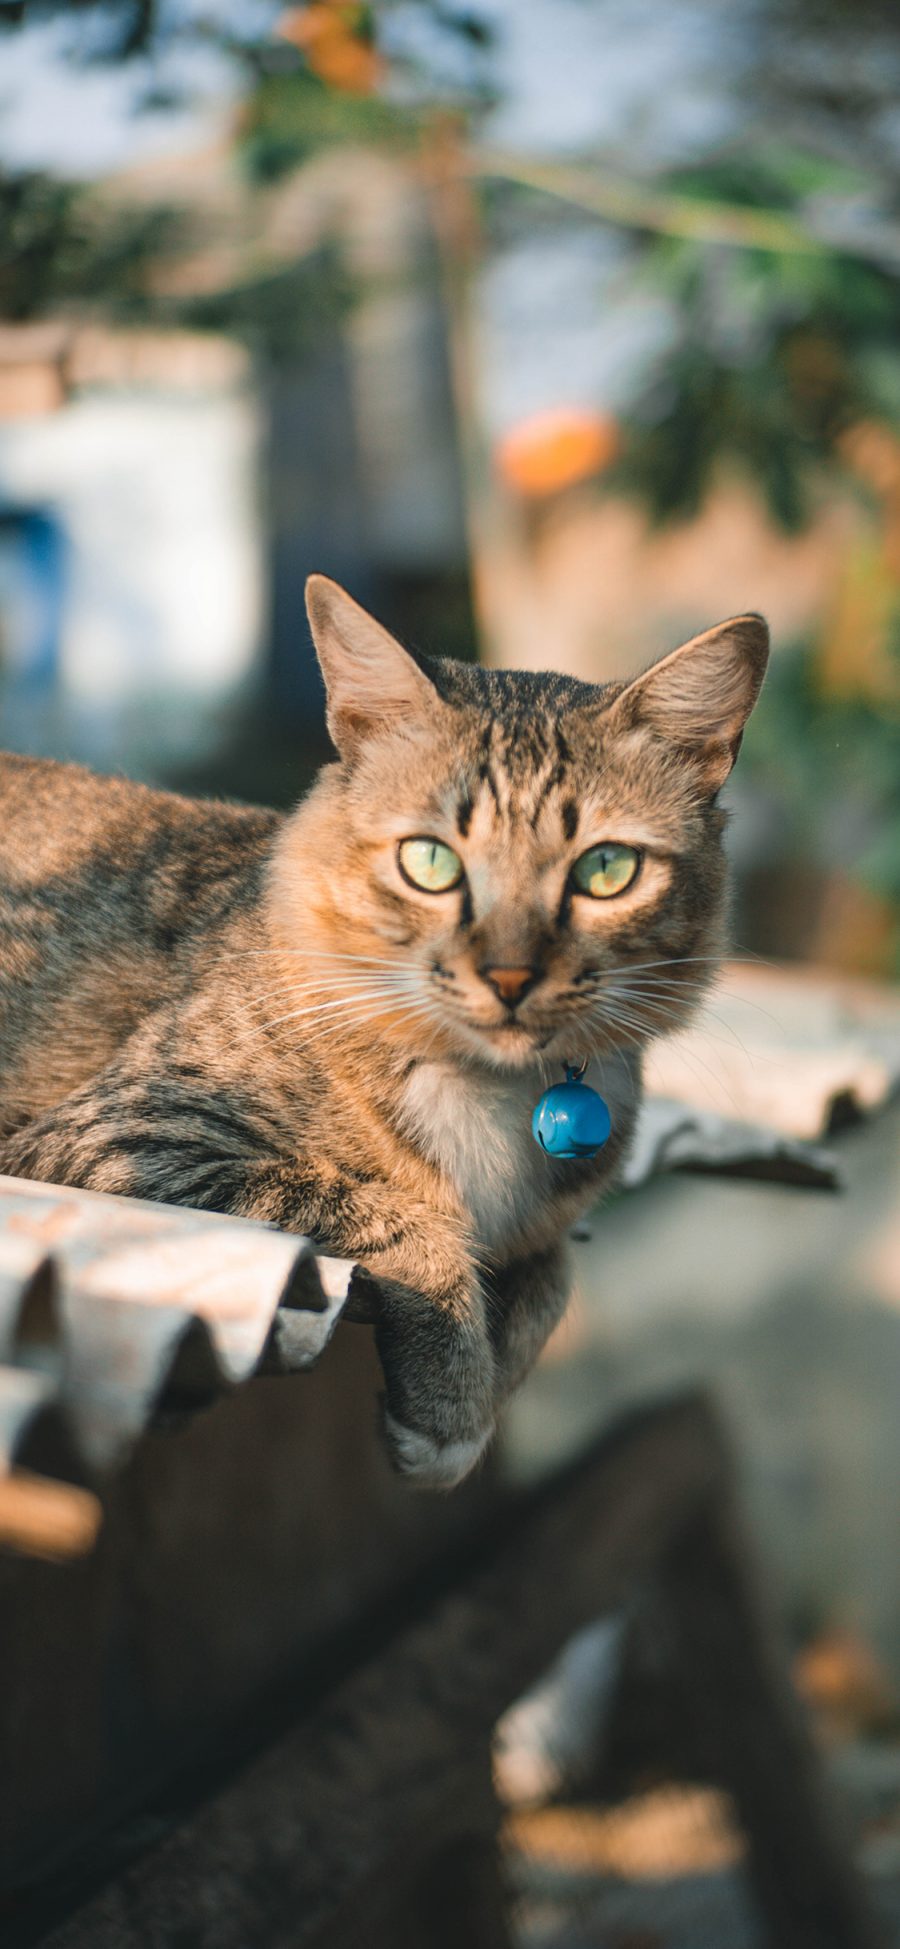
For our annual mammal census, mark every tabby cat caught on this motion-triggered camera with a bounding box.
[0,577,768,1486]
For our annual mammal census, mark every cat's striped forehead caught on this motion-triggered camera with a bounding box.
[421,658,623,831]
[453,712,579,835]
[424,655,612,726]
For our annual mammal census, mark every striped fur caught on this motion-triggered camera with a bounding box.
[0,578,768,1485]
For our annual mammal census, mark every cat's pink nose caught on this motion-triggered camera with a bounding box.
[482,965,539,1007]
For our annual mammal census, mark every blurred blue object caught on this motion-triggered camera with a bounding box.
[0,505,66,757]
[0,506,65,690]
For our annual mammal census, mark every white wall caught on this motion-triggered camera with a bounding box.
[0,385,264,774]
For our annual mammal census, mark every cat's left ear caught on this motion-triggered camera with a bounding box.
[609,614,769,791]
[305,575,440,759]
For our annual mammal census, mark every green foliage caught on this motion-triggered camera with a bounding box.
[240,64,409,184]
[177,241,353,367]
[0,166,352,367]
[235,3,494,183]
[0,172,185,322]
[611,152,900,529]
[2,8,898,540]
[0,0,157,58]
[0,3,492,363]
[741,633,900,914]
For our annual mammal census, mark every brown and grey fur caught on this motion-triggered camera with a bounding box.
[0,578,768,1486]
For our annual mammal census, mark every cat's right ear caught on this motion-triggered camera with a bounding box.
[305,575,440,759]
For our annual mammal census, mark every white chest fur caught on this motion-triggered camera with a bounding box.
[399,1063,543,1258]
[398,1056,634,1260]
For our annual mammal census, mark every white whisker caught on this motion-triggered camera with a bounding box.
[224,946,412,976]
[263,986,415,1027]
[246,984,418,1037]
[606,983,745,1055]
[594,993,743,1114]
[312,996,436,1045]
[607,975,778,1065]
[245,971,413,1012]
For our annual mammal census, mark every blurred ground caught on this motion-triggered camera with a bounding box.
[502,1770,900,1947]
[505,1096,900,1680]
[500,1087,900,1946]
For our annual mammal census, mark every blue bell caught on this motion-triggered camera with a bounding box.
[532,1064,612,1160]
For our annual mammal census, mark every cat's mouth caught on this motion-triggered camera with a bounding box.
[485,1020,550,1047]
[460,1016,564,1070]
[465,1001,653,1070]
[444,984,648,1069]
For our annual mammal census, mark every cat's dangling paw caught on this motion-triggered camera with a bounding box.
[383,1412,493,1490]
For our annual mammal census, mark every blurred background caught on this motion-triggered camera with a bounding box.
[1,0,898,975]
[1,2,899,1939]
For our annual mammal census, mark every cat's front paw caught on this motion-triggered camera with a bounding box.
[384,1412,493,1491]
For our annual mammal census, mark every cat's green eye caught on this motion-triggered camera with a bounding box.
[571,842,641,900]
[398,837,464,894]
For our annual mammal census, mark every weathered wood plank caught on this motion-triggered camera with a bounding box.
[10,1393,882,1949]
[25,1395,724,1949]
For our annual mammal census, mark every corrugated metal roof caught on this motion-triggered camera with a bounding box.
[0,1174,355,1560]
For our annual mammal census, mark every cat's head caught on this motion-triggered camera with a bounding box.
[269,577,768,1072]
